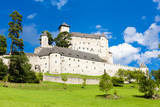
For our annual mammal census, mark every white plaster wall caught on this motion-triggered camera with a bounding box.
[59,26,70,33]
[49,53,61,74]
[0,55,9,66]
[41,36,48,47]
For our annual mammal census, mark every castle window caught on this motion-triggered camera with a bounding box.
[86,61,88,63]
[83,47,85,49]
[104,64,105,66]
[45,63,47,65]
[83,42,85,44]
[92,58,94,60]
[77,55,79,57]
[79,47,81,49]
[69,58,71,60]
[79,42,81,44]
[73,69,74,71]
[69,53,71,55]
[84,56,86,58]
[78,65,80,67]
[78,60,80,62]
[104,69,106,72]
[86,66,88,68]
[73,59,75,61]
[88,42,90,45]
[87,48,89,50]
[55,61,57,63]
[62,52,64,54]
[69,64,71,66]
[55,55,57,57]
[43,57,46,59]
[94,67,96,69]
[92,62,95,64]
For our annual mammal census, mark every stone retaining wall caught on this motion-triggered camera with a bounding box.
[43,75,100,84]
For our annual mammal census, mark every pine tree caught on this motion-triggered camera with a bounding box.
[8,11,24,55]
[39,31,54,45]
[0,35,7,56]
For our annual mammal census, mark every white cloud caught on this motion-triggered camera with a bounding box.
[123,23,160,50]
[141,16,146,20]
[96,25,102,29]
[109,43,160,65]
[51,0,68,10]
[153,0,160,9]
[140,50,160,63]
[27,13,37,19]
[155,15,160,22]
[34,0,44,2]
[92,25,112,39]
[109,43,141,65]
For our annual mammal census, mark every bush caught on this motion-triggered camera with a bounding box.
[139,76,156,98]
[81,76,87,89]
[0,59,8,80]
[36,72,43,84]
[112,76,124,86]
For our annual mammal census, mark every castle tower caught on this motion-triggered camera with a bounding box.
[41,31,49,47]
[58,22,70,33]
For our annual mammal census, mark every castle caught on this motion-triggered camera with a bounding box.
[1,23,148,76]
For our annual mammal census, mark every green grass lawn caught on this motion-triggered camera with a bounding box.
[0,82,159,107]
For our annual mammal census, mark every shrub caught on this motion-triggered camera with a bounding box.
[112,76,124,86]
[36,72,43,84]
[139,76,156,98]
[81,76,87,89]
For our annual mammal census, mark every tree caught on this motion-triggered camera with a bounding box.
[0,35,7,55]
[39,31,54,45]
[81,76,87,89]
[151,69,160,86]
[61,74,68,89]
[139,76,156,98]
[53,31,72,48]
[159,44,160,58]
[8,11,24,55]
[99,72,113,98]
[0,59,7,80]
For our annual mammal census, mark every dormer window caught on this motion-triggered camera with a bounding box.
[69,53,71,55]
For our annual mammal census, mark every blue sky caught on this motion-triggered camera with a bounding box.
[0,0,160,71]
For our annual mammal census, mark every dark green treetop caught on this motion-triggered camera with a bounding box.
[53,31,72,48]
[0,35,7,55]
[39,31,54,45]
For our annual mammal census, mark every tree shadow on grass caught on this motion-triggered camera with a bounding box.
[132,95,146,99]
[95,94,106,99]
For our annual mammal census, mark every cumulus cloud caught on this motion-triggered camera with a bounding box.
[123,23,160,50]
[109,43,141,65]
[109,43,160,65]
[51,0,68,10]
[27,13,37,19]
[34,0,44,2]
[153,0,160,9]
[155,15,160,22]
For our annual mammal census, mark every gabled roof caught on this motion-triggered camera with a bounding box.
[58,22,70,29]
[38,46,103,62]
[71,32,107,39]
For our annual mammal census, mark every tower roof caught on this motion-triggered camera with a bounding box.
[139,62,147,68]
[58,22,70,29]
[42,31,47,36]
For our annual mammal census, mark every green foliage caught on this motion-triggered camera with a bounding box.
[151,69,160,86]
[8,54,38,83]
[53,31,72,48]
[139,76,157,98]
[99,72,113,96]
[0,35,7,55]
[36,72,43,83]
[61,74,68,89]
[114,90,118,96]
[39,31,54,45]
[112,76,124,86]
[81,76,87,89]
[0,59,7,80]
[116,69,145,83]
[8,11,24,55]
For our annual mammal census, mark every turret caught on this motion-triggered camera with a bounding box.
[58,22,70,33]
[41,31,49,47]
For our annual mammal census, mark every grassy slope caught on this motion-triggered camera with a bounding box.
[0,82,159,107]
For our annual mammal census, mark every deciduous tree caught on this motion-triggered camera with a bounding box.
[0,35,7,56]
